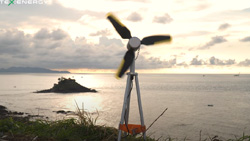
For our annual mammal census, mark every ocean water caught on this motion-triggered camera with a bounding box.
[0,73,250,140]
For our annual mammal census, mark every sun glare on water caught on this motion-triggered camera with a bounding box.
[73,94,102,112]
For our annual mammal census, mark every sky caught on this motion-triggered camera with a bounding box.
[0,0,250,74]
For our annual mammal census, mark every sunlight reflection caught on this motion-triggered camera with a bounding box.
[72,94,102,113]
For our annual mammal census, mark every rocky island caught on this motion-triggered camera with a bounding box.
[35,77,97,93]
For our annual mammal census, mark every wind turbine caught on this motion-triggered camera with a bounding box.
[106,12,172,141]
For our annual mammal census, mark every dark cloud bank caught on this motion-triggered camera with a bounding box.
[0,28,177,70]
[0,28,124,69]
[0,28,249,70]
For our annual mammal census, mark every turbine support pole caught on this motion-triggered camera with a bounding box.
[130,58,135,74]
[118,59,146,141]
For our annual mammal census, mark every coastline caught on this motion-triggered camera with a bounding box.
[0,105,30,121]
[0,105,76,121]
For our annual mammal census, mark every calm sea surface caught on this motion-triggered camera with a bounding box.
[0,73,250,140]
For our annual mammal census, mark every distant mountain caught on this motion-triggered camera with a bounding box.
[0,67,70,73]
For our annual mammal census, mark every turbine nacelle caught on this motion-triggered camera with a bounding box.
[127,37,141,51]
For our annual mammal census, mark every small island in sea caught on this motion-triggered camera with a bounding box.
[35,77,97,93]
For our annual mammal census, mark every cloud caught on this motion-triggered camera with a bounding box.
[153,13,173,24]
[0,1,82,21]
[0,29,30,55]
[209,56,235,65]
[239,36,250,42]
[136,56,177,69]
[34,28,51,40]
[174,1,211,12]
[238,59,250,66]
[190,56,235,66]
[0,28,123,69]
[243,7,250,12]
[192,4,211,11]
[51,29,68,40]
[127,12,142,22]
[89,29,112,36]
[201,7,250,21]
[1,29,248,70]
[176,62,188,67]
[0,1,105,28]
[218,23,231,31]
[0,28,177,70]
[190,56,204,65]
[34,28,68,40]
[198,36,227,50]
[98,36,123,47]
[176,31,211,38]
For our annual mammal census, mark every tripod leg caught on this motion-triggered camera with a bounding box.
[125,75,134,130]
[135,74,146,140]
[118,74,132,141]
[125,81,131,135]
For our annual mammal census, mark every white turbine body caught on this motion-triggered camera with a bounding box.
[127,37,141,50]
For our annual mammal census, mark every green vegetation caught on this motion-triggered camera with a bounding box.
[0,105,153,141]
[1,115,250,141]
[0,117,118,140]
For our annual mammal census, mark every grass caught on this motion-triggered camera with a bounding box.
[0,104,154,141]
[0,117,118,140]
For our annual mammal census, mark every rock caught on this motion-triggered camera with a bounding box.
[53,110,75,114]
[0,105,30,121]
[0,105,8,116]
[0,105,7,110]
[35,77,97,93]
[56,110,67,114]
[11,111,24,115]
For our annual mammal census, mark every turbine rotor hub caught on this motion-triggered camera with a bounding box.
[127,37,141,50]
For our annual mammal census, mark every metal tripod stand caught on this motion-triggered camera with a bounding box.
[117,60,146,141]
